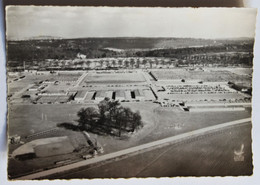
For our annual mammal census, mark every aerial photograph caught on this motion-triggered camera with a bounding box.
[6,6,256,179]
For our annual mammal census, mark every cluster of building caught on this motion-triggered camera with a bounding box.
[165,84,234,94]
[74,89,155,103]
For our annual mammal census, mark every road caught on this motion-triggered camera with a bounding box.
[141,71,158,99]
[15,117,251,180]
[75,72,88,87]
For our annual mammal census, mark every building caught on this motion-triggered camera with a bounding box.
[106,91,114,100]
[115,90,125,101]
[28,84,40,91]
[85,91,95,101]
[74,90,88,102]
[143,89,155,101]
[134,89,144,101]
[95,91,107,102]
[124,90,132,100]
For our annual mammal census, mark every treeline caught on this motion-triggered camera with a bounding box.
[77,98,143,137]
[7,38,254,67]
[139,44,254,58]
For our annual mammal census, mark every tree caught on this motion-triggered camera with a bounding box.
[99,60,104,68]
[78,99,143,137]
[86,60,91,68]
[106,60,110,68]
[125,60,130,68]
[142,59,147,68]
[108,100,120,121]
[114,106,125,137]
[136,59,140,68]
[132,111,142,132]
[149,60,153,68]
[112,60,116,67]
[130,59,135,68]
[118,59,123,66]
[98,97,110,122]
[77,107,99,130]
[123,107,133,130]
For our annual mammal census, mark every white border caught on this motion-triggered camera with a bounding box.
[1,1,260,185]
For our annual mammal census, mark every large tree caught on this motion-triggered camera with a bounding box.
[98,97,110,122]
[132,111,142,132]
[77,107,99,130]
[78,99,143,137]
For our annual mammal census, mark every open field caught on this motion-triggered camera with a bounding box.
[91,103,251,153]
[151,68,252,83]
[47,123,252,178]
[8,104,98,137]
[44,83,71,93]
[7,96,252,178]
[8,102,251,150]
[46,72,82,82]
[81,72,145,84]
[210,67,252,76]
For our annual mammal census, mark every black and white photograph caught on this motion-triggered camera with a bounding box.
[5,6,257,180]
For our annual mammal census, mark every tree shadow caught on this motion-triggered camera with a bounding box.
[56,122,136,139]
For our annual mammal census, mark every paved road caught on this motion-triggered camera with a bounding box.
[75,72,88,87]
[141,71,158,99]
[16,117,251,180]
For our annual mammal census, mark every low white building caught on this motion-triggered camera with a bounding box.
[106,91,114,100]
[95,91,107,102]
[124,90,132,100]
[134,89,144,101]
[74,90,88,102]
[115,90,125,101]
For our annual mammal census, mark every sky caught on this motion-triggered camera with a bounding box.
[5,6,257,40]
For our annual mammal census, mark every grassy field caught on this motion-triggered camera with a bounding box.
[152,68,252,83]
[8,104,98,137]
[49,123,252,178]
[82,72,146,84]
[94,103,251,152]
[8,103,251,150]
[45,83,71,93]
[210,67,252,76]
[8,102,251,178]
[47,73,82,82]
